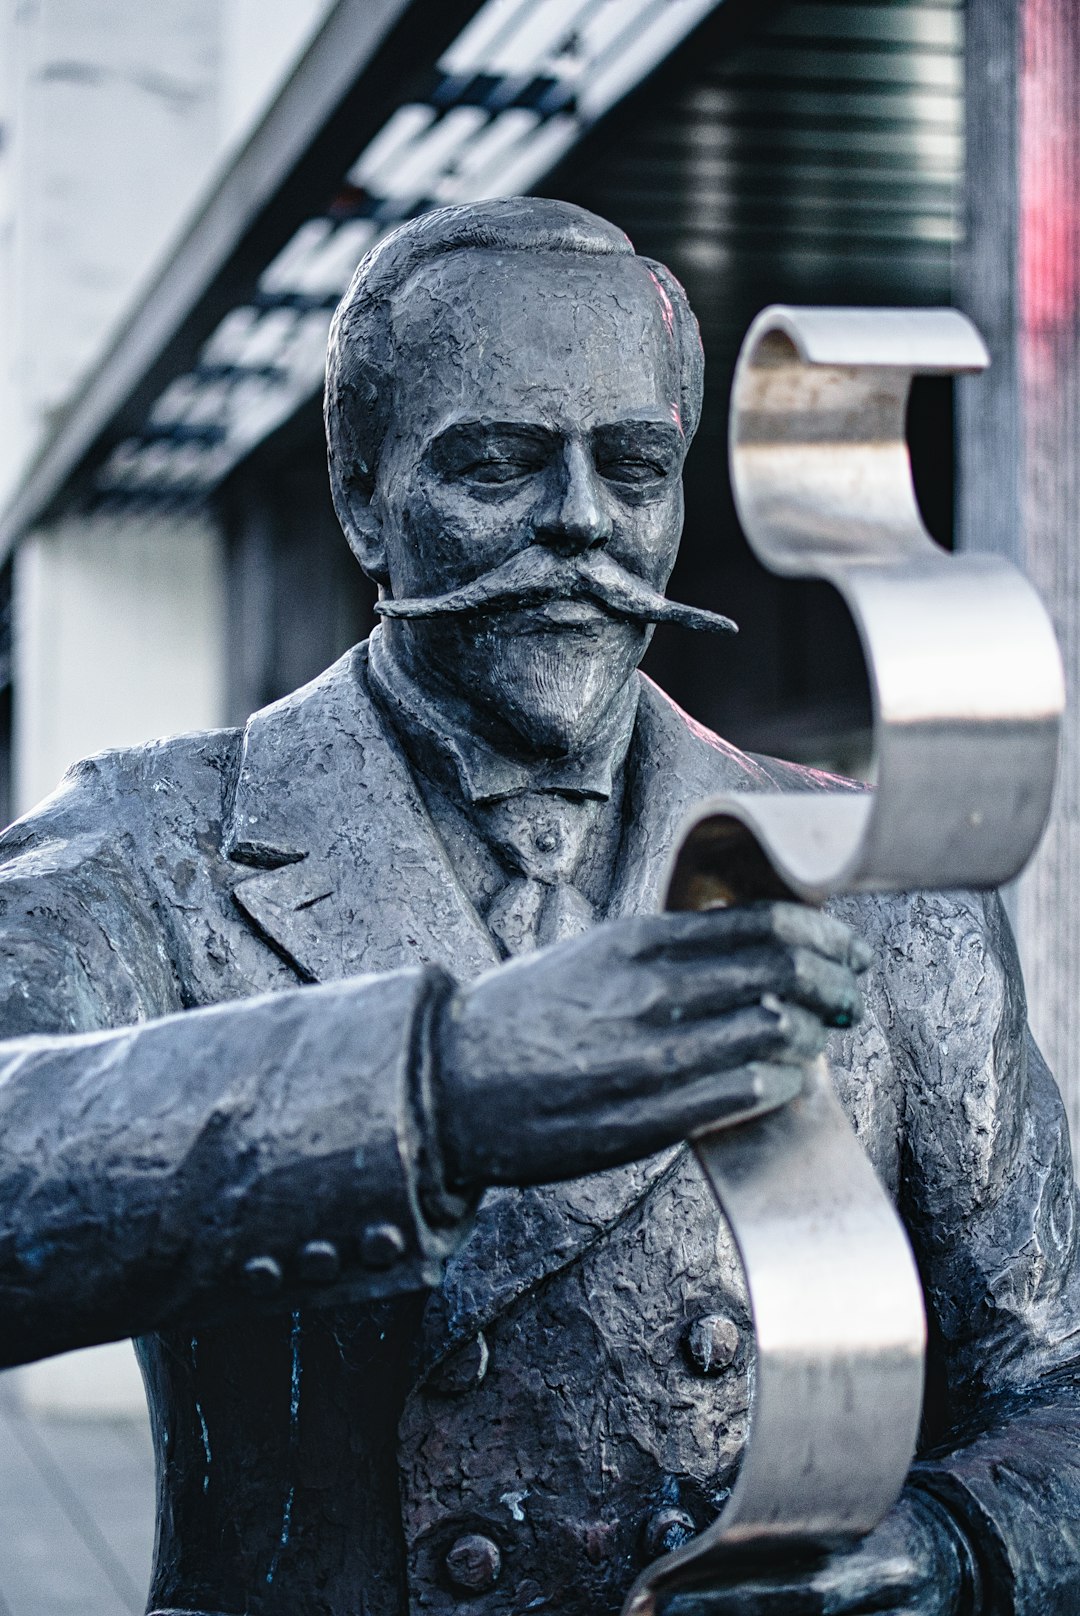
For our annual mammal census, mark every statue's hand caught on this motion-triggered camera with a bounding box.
[435,902,870,1188]
[660,1492,973,1616]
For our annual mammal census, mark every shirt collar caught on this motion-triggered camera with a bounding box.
[367,625,639,805]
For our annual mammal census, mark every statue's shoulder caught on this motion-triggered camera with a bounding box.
[637,673,862,802]
[1,723,243,872]
[0,726,245,1030]
[1,644,378,870]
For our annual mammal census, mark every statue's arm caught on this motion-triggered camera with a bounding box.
[0,770,468,1367]
[0,957,465,1368]
[892,888,1080,1613]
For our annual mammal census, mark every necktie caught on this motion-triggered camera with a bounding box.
[477,792,598,955]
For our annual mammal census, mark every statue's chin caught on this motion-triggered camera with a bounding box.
[391,613,648,759]
[462,622,645,758]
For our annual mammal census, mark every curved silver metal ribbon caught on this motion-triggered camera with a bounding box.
[624,307,1064,1616]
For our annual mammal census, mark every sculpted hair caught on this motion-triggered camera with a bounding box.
[324,197,705,502]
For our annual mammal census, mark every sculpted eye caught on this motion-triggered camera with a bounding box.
[600,457,670,486]
[464,458,534,485]
[431,424,554,486]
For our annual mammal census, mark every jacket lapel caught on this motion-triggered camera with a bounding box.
[224,644,500,983]
[225,660,778,982]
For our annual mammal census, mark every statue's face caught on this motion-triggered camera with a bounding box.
[371,248,688,755]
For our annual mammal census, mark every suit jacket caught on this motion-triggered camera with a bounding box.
[0,641,1079,1616]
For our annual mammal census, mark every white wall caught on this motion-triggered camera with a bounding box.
[0,0,225,509]
[220,0,337,155]
[0,0,341,1418]
[0,0,338,509]
[0,0,337,1420]
[14,513,225,815]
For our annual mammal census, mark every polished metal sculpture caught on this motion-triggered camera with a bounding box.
[626,306,1065,1615]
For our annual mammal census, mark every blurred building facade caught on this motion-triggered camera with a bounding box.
[0,0,338,1419]
[0,0,1076,1413]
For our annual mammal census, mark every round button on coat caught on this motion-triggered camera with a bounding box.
[643,1507,697,1559]
[243,1255,283,1296]
[445,1533,502,1592]
[360,1221,407,1268]
[298,1239,340,1284]
[683,1312,740,1376]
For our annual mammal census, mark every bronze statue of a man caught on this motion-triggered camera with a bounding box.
[0,198,1078,1616]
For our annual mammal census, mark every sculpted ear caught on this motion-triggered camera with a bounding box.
[326,366,391,585]
[329,460,390,587]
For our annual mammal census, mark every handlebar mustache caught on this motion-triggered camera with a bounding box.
[374,546,738,636]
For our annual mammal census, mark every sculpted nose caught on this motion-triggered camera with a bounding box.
[537,440,612,554]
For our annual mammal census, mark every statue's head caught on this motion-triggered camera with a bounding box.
[325,197,721,756]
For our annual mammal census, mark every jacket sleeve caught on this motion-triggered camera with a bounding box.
[881,888,1080,1613]
[0,968,471,1369]
[0,769,470,1368]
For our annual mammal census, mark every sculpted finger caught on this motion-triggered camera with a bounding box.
[644,999,831,1078]
[774,946,865,1027]
[650,945,865,1030]
[683,1061,806,1133]
[769,996,835,1062]
[628,903,872,973]
[764,902,872,972]
[618,1062,806,1148]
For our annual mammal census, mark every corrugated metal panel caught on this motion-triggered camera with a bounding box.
[553,0,964,767]
[557,0,961,355]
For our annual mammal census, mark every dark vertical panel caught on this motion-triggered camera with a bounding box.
[224,495,279,723]
[0,688,12,834]
[0,565,12,830]
[957,0,1080,1151]
[906,374,956,548]
[221,406,377,721]
[955,0,1021,564]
